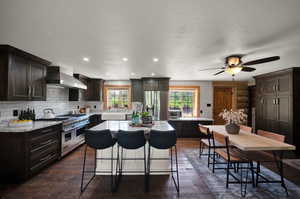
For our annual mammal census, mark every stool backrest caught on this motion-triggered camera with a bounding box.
[240,125,252,133]
[257,129,285,142]
[85,129,116,149]
[118,130,146,149]
[149,130,177,149]
[212,131,228,147]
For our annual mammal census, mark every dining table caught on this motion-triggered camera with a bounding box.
[204,125,296,194]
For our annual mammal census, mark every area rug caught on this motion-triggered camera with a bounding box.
[184,149,300,199]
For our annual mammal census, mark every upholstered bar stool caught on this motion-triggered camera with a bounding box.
[147,130,179,193]
[115,130,147,191]
[80,129,117,193]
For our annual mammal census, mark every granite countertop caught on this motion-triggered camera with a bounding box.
[168,117,214,121]
[0,121,62,133]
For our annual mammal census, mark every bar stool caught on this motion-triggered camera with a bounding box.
[80,129,117,193]
[115,130,147,191]
[147,130,179,193]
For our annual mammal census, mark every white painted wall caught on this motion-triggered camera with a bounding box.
[169,80,213,119]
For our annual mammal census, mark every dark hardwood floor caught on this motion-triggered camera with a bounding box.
[1,138,300,199]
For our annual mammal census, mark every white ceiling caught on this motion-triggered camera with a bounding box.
[1,0,300,81]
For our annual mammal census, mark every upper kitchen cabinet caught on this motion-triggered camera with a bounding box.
[69,74,89,101]
[86,78,104,101]
[0,45,50,101]
[142,77,170,91]
[130,79,143,102]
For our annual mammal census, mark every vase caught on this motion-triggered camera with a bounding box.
[225,123,240,134]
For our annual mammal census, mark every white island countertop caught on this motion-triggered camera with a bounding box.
[90,120,174,132]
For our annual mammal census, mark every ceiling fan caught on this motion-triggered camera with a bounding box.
[199,54,280,76]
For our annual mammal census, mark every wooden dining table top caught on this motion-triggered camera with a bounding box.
[204,125,296,151]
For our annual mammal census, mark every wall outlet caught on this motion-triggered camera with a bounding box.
[94,105,97,109]
[13,110,18,117]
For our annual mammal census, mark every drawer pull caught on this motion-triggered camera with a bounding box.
[41,128,53,134]
[40,139,53,146]
[40,154,53,162]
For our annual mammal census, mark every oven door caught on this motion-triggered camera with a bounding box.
[61,129,76,156]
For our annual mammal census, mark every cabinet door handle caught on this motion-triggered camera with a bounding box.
[41,128,53,134]
[273,99,276,104]
[260,98,264,104]
[40,139,53,146]
[273,85,276,91]
[277,98,280,105]
[32,87,35,97]
[40,154,53,162]
[28,86,31,96]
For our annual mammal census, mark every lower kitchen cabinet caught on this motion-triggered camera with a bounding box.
[168,120,213,138]
[0,124,62,182]
[88,114,104,128]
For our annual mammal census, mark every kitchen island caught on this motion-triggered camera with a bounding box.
[168,117,214,138]
[90,120,174,175]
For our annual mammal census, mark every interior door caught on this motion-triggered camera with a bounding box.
[213,87,233,125]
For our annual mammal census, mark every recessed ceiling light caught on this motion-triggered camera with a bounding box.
[83,57,90,62]
[122,57,128,62]
[151,72,155,76]
[131,72,136,76]
[153,57,159,62]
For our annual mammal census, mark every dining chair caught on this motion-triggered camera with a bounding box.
[249,129,288,195]
[147,130,180,193]
[198,125,212,165]
[212,131,255,197]
[239,125,252,133]
[80,129,117,193]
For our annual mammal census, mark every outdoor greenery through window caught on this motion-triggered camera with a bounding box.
[105,87,130,109]
[169,87,199,117]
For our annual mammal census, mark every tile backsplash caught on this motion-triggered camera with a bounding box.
[0,86,101,120]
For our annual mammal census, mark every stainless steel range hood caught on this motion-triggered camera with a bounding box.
[46,66,87,89]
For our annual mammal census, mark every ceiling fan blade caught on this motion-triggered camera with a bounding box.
[214,70,225,76]
[242,67,256,72]
[199,67,225,71]
[243,56,280,66]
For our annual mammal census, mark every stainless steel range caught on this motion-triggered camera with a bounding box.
[38,114,89,157]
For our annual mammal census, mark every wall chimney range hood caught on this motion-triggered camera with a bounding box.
[46,66,87,89]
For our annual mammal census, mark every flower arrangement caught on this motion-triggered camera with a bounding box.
[219,109,247,124]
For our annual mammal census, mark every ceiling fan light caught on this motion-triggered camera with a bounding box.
[225,66,242,75]
[227,56,241,66]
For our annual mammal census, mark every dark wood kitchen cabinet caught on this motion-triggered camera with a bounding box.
[168,119,213,138]
[142,77,170,91]
[0,45,50,101]
[255,68,300,154]
[131,79,143,102]
[86,78,104,101]
[0,124,62,182]
[69,74,88,101]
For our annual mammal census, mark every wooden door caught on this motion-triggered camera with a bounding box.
[213,87,233,125]
[8,55,30,100]
[30,61,47,101]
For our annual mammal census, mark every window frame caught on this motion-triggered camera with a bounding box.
[103,85,132,109]
[169,86,200,117]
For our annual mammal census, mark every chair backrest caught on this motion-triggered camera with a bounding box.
[257,129,285,142]
[212,131,228,147]
[85,129,116,149]
[198,124,210,136]
[118,130,146,149]
[240,125,252,133]
[149,130,177,149]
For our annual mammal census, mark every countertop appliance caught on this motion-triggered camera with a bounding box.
[43,108,56,119]
[38,114,89,157]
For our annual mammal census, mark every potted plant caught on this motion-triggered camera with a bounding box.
[141,111,152,124]
[219,109,247,134]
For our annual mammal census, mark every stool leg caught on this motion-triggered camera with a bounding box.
[143,145,148,192]
[199,138,203,158]
[174,145,180,193]
[80,145,96,193]
[207,145,211,168]
[111,146,114,192]
[147,144,151,192]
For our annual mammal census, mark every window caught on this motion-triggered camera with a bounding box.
[104,85,131,109]
[169,86,200,117]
